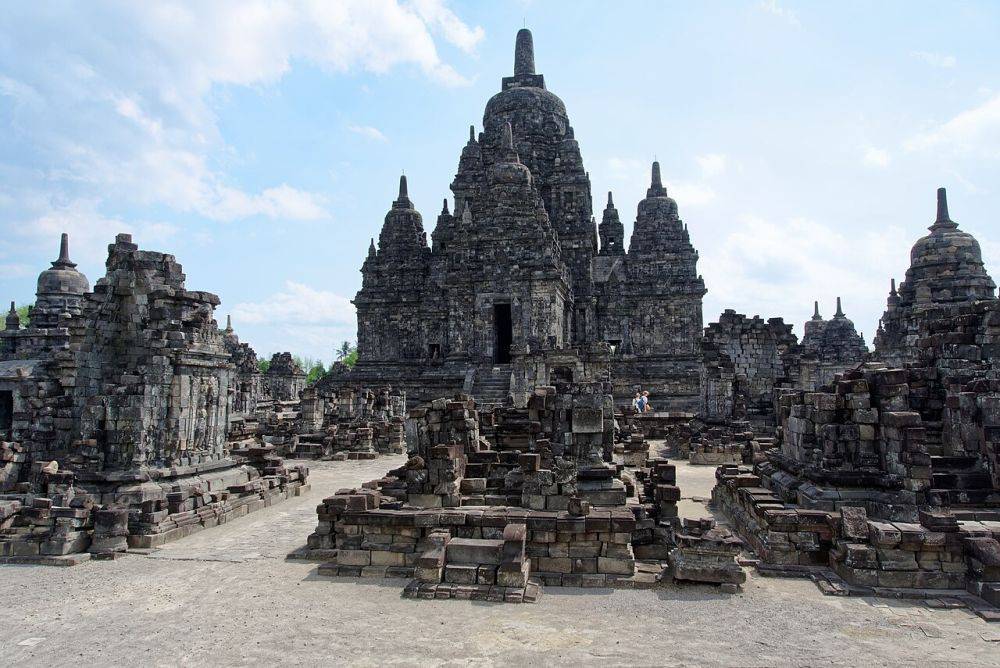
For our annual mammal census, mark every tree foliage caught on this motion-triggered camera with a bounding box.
[336,341,358,368]
[15,304,31,327]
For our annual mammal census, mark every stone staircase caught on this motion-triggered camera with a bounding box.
[471,364,512,407]
[928,455,999,507]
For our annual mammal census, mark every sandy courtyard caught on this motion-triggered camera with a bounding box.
[2,456,998,667]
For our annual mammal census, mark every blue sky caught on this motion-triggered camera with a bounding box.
[1,1,998,361]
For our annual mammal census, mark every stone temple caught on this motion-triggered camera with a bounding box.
[343,29,705,410]
[3,26,1000,636]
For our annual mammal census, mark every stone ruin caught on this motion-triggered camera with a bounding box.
[1,233,308,560]
[263,352,306,402]
[299,363,751,598]
[1,26,998,620]
[300,382,652,592]
[292,382,407,460]
[710,189,1000,619]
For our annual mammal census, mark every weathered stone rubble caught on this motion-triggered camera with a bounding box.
[292,383,407,460]
[301,381,673,595]
[0,233,309,559]
[709,189,1000,618]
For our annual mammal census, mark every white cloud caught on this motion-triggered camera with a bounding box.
[904,93,1000,156]
[696,153,727,178]
[669,182,716,207]
[411,0,485,54]
[0,1,482,228]
[604,157,716,207]
[911,51,957,69]
[232,281,356,326]
[30,202,177,260]
[863,146,890,168]
[758,0,800,27]
[230,281,357,359]
[701,214,909,338]
[349,124,389,143]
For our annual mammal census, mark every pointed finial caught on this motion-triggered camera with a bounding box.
[514,28,535,77]
[607,191,614,208]
[646,160,668,198]
[441,198,449,215]
[812,300,822,320]
[469,125,475,143]
[5,301,19,331]
[834,297,844,318]
[225,314,232,332]
[931,186,958,230]
[392,173,412,209]
[936,187,950,223]
[502,121,514,150]
[890,278,897,296]
[368,238,376,257]
[52,232,76,269]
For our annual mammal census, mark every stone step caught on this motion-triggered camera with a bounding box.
[931,455,980,471]
[927,488,1000,507]
[446,538,503,565]
[931,471,992,490]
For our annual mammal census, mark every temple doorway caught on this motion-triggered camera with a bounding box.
[494,303,512,364]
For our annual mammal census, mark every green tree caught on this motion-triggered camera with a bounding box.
[336,340,355,360]
[257,359,270,373]
[343,349,358,368]
[15,304,31,327]
[306,361,326,384]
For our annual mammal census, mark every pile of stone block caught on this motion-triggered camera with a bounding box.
[402,524,541,602]
[668,517,745,589]
[309,487,638,585]
[619,431,649,467]
[0,495,94,558]
[291,385,407,460]
[684,421,757,465]
[775,365,932,498]
[407,396,484,455]
[964,533,1000,608]
[830,506,967,589]
[689,441,742,466]
[629,459,678,560]
[712,464,837,566]
[0,441,27,491]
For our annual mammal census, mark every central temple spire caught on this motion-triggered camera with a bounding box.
[514,28,535,76]
[502,27,545,89]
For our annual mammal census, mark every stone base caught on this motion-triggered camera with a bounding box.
[0,552,92,567]
[689,451,742,466]
[401,578,542,603]
[127,481,309,549]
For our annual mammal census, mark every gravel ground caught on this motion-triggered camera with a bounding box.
[1,455,998,667]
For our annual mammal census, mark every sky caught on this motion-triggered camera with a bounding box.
[1,1,998,362]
